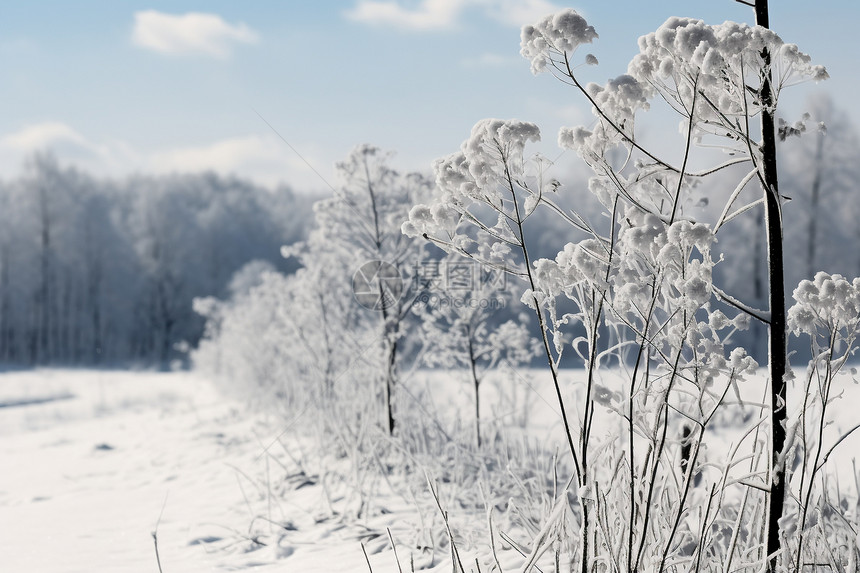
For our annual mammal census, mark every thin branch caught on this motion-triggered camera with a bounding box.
[714,169,759,233]
[713,285,771,324]
[361,543,374,573]
[562,53,681,173]
[719,197,765,229]
[669,74,699,224]
[815,421,860,473]
[687,157,752,178]
[152,493,169,573]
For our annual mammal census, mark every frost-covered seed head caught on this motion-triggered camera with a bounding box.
[521,9,598,74]
[788,272,860,336]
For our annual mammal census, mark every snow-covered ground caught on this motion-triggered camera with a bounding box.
[3,367,859,572]
[0,369,423,572]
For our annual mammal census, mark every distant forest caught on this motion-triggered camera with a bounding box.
[0,154,312,366]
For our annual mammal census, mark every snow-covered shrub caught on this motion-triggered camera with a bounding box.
[295,144,434,435]
[194,266,357,411]
[195,144,435,434]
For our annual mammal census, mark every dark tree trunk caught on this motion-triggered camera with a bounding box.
[38,183,52,363]
[467,333,481,449]
[754,2,789,570]
[385,331,397,435]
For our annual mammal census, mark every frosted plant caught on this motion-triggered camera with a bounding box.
[404,116,591,473]
[783,273,860,571]
[193,258,364,413]
[406,4,832,571]
[520,9,598,75]
[198,145,433,436]
[405,112,761,572]
[300,144,433,435]
[413,254,539,447]
[788,272,860,340]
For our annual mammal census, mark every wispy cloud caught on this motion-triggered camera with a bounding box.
[346,0,468,30]
[140,135,331,189]
[345,0,561,31]
[484,0,561,28]
[132,11,259,58]
[1,122,88,150]
[460,52,519,68]
[0,124,329,191]
[149,135,289,182]
[346,0,466,31]
[0,122,140,178]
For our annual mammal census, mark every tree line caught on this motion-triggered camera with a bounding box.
[0,154,311,367]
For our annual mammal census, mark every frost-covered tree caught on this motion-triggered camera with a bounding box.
[406,6,829,571]
[277,240,368,402]
[197,145,435,433]
[289,145,432,434]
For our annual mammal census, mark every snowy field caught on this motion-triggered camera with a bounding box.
[0,369,425,572]
[0,368,561,572]
[2,367,860,572]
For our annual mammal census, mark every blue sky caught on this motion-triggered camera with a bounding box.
[0,1,855,192]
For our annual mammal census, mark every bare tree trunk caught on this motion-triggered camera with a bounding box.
[37,183,52,363]
[85,213,104,364]
[364,157,400,436]
[60,270,72,363]
[384,329,398,435]
[754,2,789,570]
[90,270,102,364]
[156,277,176,369]
[467,333,481,448]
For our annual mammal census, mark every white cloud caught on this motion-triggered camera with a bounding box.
[345,0,561,31]
[150,135,280,177]
[346,0,466,31]
[132,11,259,58]
[1,122,88,150]
[0,124,330,192]
[484,0,560,28]
[0,122,145,184]
[460,52,519,68]
[148,135,332,190]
